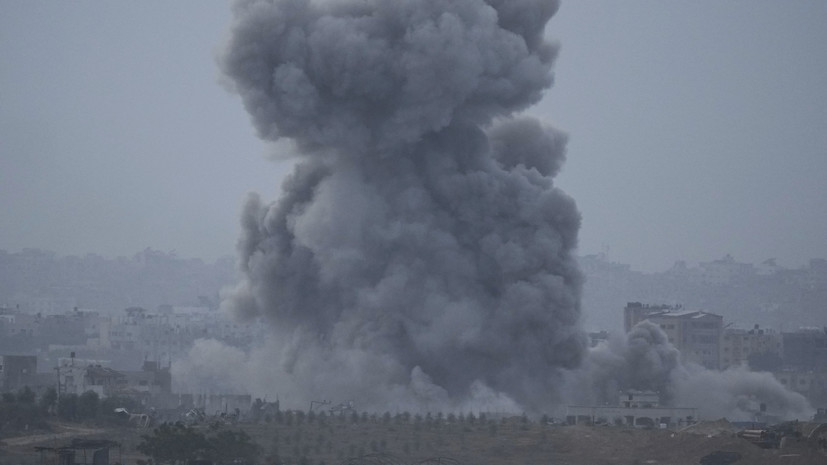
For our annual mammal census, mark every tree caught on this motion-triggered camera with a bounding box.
[39,387,57,413]
[0,387,47,431]
[57,393,78,420]
[16,386,36,404]
[210,429,261,464]
[138,422,261,465]
[138,422,209,464]
[77,390,99,420]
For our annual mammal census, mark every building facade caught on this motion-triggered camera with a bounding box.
[624,303,723,369]
[720,325,782,370]
[567,390,697,427]
[0,354,38,392]
[781,328,827,370]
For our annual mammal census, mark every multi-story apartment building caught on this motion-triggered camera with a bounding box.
[624,302,723,369]
[719,325,782,370]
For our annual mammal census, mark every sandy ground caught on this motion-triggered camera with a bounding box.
[1,423,104,448]
[2,418,826,465]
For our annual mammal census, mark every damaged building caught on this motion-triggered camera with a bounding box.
[567,390,697,428]
[624,302,723,369]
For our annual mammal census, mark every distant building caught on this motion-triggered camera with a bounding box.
[776,328,827,405]
[82,365,127,397]
[567,390,697,427]
[620,390,659,408]
[774,370,817,397]
[124,361,172,396]
[803,258,827,290]
[0,312,38,339]
[623,302,676,333]
[588,331,609,348]
[720,325,782,370]
[697,254,755,285]
[56,355,171,399]
[0,354,37,392]
[781,327,827,371]
[624,302,723,369]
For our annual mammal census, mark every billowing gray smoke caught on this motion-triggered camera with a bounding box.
[565,321,813,421]
[218,0,585,410]
[567,322,682,407]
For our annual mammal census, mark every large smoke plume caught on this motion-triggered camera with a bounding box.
[216,0,585,411]
[187,0,814,421]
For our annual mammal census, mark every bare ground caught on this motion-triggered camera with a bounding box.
[2,416,825,465]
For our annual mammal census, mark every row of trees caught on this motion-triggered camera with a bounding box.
[260,408,504,428]
[53,390,140,423]
[0,385,141,433]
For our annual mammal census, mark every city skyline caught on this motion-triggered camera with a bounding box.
[2,1,825,273]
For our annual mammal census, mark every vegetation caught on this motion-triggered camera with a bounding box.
[0,386,48,433]
[5,406,811,465]
[137,422,260,465]
[0,385,146,436]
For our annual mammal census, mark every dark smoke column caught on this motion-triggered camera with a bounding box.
[220,0,585,410]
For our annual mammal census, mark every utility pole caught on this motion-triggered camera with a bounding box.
[54,364,61,414]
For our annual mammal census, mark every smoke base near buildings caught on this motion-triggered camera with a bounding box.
[168,0,814,421]
[211,0,584,411]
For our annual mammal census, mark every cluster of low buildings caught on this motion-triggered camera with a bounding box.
[566,390,697,428]
[0,303,261,413]
[0,352,251,417]
[622,302,827,405]
[0,304,260,373]
[568,302,826,428]
[0,353,170,400]
[1,290,825,424]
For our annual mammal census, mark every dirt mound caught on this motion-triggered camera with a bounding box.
[681,419,738,437]
[699,450,741,465]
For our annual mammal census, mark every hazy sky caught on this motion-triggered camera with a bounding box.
[2,1,825,272]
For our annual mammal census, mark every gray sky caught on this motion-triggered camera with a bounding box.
[2,1,825,272]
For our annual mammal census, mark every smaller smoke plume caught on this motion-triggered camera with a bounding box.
[673,365,813,421]
[171,339,250,395]
[565,322,680,406]
[172,337,522,413]
[565,321,813,421]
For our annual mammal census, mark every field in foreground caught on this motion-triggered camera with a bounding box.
[2,414,826,465]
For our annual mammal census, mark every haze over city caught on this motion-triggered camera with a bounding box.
[2,1,824,273]
[2,2,827,463]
